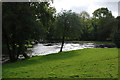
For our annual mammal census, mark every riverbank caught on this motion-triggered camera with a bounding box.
[2,41,117,64]
[28,42,117,56]
[40,41,116,46]
[2,48,118,78]
[72,41,116,45]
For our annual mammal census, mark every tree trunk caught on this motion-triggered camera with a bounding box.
[2,27,16,62]
[60,36,65,52]
[23,52,29,59]
[11,43,18,62]
[19,44,30,59]
[60,17,67,52]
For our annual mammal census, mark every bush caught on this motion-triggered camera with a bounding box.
[113,32,120,48]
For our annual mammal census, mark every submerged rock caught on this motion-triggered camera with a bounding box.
[44,43,53,46]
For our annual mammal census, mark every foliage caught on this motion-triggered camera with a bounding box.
[93,7,113,19]
[113,16,120,48]
[55,10,82,52]
[97,17,117,41]
[30,2,56,40]
[80,11,91,40]
[92,7,116,41]
[2,2,56,61]
[55,10,82,40]
[2,3,35,61]
[113,32,120,48]
[3,48,118,78]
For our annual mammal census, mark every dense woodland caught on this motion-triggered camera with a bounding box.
[2,2,120,62]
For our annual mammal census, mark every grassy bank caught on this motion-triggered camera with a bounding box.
[72,41,116,45]
[2,48,118,78]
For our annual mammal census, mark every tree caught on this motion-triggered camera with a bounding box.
[55,10,82,52]
[93,7,113,19]
[80,11,91,40]
[2,2,56,62]
[30,2,56,40]
[90,18,99,40]
[113,16,120,48]
[92,7,115,41]
[3,3,35,61]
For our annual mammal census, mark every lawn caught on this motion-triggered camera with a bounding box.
[2,48,118,78]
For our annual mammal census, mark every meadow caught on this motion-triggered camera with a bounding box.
[2,48,118,78]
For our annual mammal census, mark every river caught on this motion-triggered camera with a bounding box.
[2,42,116,63]
[27,42,112,57]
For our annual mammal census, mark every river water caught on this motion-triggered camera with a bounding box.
[2,42,116,63]
[27,43,97,56]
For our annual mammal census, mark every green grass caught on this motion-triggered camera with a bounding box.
[2,48,118,78]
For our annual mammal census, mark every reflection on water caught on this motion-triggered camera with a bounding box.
[28,43,95,56]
